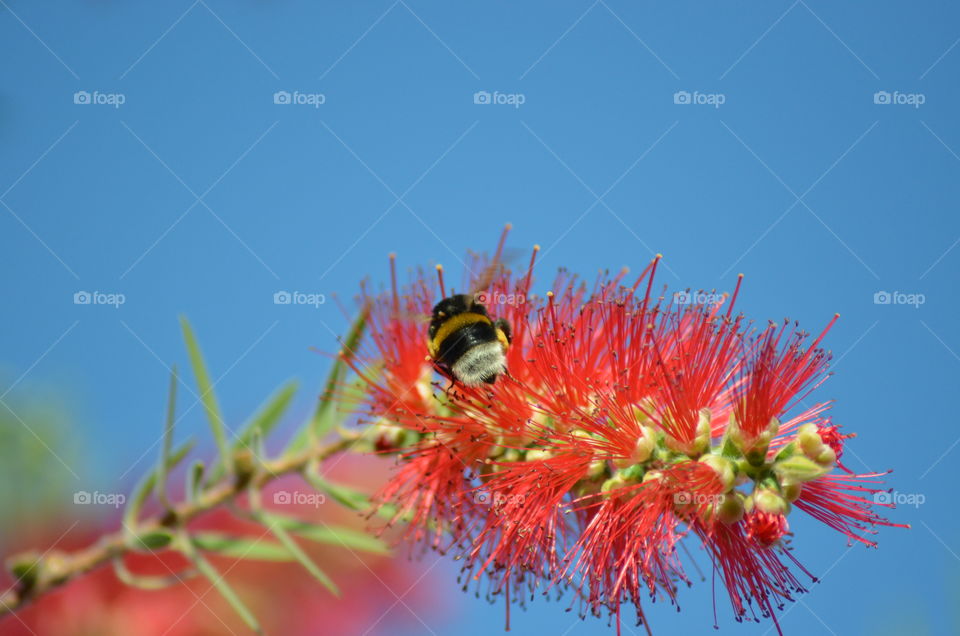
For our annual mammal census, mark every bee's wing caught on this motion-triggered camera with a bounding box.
[465,247,526,295]
[393,308,432,324]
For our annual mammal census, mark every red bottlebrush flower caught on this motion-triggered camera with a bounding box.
[728,316,837,463]
[744,509,790,548]
[353,228,906,634]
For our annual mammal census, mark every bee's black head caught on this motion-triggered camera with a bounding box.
[430,294,489,321]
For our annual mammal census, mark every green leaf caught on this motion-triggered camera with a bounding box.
[237,380,298,448]
[178,532,263,634]
[179,316,230,473]
[315,309,367,434]
[274,517,388,555]
[123,440,194,545]
[305,472,415,526]
[156,366,178,507]
[185,460,205,502]
[286,309,367,453]
[304,472,371,511]
[192,532,294,561]
[255,511,339,595]
[207,376,291,483]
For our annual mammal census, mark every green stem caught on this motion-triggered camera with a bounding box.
[0,435,355,619]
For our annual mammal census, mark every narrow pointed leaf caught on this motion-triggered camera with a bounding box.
[303,472,371,511]
[156,366,178,507]
[257,512,338,595]
[179,316,230,472]
[271,516,388,555]
[192,533,294,561]
[123,440,194,545]
[314,308,367,435]
[236,380,298,448]
[179,533,263,633]
[185,460,205,502]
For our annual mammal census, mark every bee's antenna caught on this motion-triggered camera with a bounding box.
[389,252,399,313]
[436,264,447,298]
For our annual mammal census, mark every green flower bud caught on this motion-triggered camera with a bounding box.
[716,492,746,525]
[586,459,607,480]
[525,448,553,462]
[664,409,713,458]
[693,408,713,456]
[815,445,836,466]
[641,469,663,484]
[613,425,657,468]
[601,473,630,497]
[795,423,837,468]
[699,454,736,492]
[773,454,831,484]
[783,482,803,502]
[728,414,780,466]
[753,487,789,516]
[797,423,822,456]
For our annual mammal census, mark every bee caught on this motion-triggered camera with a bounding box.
[428,293,512,387]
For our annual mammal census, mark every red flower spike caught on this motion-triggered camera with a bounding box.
[352,236,904,635]
[646,303,744,453]
[731,316,837,452]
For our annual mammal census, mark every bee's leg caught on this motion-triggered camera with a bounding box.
[444,377,457,399]
[435,365,458,399]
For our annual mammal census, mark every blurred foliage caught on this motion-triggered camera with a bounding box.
[0,380,84,541]
[0,311,452,634]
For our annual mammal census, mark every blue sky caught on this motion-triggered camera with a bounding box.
[1,1,959,634]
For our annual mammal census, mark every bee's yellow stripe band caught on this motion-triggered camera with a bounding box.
[495,327,510,351]
[429,312,491,357]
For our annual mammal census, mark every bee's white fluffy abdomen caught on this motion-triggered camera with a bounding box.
[451,341,507,386]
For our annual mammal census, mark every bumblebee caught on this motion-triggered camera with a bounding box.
[428,294,512,387]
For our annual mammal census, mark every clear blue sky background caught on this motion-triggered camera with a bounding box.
[1,2,958,634]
